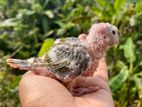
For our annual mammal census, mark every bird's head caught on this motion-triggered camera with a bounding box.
[87,23,119,49]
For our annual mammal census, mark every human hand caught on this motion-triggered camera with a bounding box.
[19,57,114,107]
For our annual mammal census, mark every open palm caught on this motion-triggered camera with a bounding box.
[19,57,114,107]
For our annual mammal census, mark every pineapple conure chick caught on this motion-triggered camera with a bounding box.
[7,22,119,96]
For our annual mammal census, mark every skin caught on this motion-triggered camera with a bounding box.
[19,57,114,107]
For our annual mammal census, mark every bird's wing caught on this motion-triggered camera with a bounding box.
[47,57,70,72]
[36,37,91,81]
[54,37,82,46]
[45,40,90,80]
[35,52,70,72]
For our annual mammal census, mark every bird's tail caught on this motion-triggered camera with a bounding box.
[7,58,32,70]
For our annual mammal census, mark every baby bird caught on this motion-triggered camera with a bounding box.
[7,23,119,96]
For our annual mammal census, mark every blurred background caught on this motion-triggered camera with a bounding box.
[0,0,142,107]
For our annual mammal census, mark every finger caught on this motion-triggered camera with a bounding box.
[19,71,74,107]
[77,77,114,107]
[94,56,108,82]
[73,76,110,92]
[73,76,114,106]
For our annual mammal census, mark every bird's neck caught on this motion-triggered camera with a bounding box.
[91,43,106,59]
[83,40,106,61]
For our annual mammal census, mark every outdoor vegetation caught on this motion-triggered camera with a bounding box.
[0,0,142,107]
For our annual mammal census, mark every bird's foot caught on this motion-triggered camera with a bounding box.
[71,86,100,96]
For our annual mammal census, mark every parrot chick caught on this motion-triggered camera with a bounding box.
[7,22,119,96]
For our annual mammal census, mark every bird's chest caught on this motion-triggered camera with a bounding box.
[81,49,104,76]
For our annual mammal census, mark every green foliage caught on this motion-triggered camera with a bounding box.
[109,61,129,92]
[114,0,126,12]
[133,72,142,100]
[0,0,142,106]
[38,38,54,57]
[122,37,136,63]
[0,71,21,107]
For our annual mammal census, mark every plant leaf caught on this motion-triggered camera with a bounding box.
[109,65,129,92]
[42,17,50,33]
[123,37,136,63]
[9,76,21,89]
[114,0,126,12]
[44,10,54,18]
[38,38,54,57]
[57,28,66,36]
[0,18,18,28]
[96,0,107,7]
[0,71,4,80]
[0,0,5,4]
[135,2,142,13]
[133,72,142,100]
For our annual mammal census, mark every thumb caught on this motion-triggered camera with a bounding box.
[19,71,73,107]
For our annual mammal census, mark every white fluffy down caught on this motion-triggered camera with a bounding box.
[48,47,58,62]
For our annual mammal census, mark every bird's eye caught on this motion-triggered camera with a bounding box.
[112,30,115,35]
